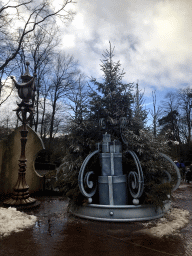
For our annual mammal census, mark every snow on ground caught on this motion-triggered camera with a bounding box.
[141,208,190,238]
[0,205,189,239]
[0,207,37,238]
[178,184,189,189]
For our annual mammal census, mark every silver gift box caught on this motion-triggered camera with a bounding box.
[98,175,128,205]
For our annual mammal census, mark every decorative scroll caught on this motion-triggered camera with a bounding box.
[84,171,95,189]
[162,170,172,183]
[78,150,99,198]
[159,153,181,191]
[127,150,144,199]
[14,101,33,124]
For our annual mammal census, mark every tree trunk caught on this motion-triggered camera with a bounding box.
[35,88,40,132]
[49,97,57,148]
[41,96,46,139]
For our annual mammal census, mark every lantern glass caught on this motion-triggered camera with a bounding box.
[18,87,34,101]
[23,88,29,98]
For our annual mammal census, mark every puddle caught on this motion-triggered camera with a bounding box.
[0,187,192,256]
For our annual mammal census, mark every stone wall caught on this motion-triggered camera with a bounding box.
[0,125,45,195]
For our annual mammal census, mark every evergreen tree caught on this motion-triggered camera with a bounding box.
[88,42,134,137]
[158,110,180,142]
[132,82,148,130]
[55,43,173,209]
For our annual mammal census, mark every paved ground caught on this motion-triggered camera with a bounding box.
[0,183,192,256]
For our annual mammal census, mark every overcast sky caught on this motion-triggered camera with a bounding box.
[1,0,192,127]
[58,0,192,108]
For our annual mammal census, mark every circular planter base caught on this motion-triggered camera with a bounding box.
[70,201,171,222]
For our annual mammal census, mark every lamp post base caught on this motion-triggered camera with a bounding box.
[3,196,36,206]
[3,170,39,208]
[3,198,40,210]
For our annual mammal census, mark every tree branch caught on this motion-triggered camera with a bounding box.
[0,0,75,71]
[0,1,32,14]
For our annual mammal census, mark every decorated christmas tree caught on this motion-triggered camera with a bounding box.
[56,43,175,209]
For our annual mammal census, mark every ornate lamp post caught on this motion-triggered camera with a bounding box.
[4,62,39,208]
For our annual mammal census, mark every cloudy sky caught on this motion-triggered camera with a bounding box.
[1,0,192,126]
[59,0,192,110]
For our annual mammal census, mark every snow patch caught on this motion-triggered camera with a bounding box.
[0,207,37,238]
[178,184,189,189]
[173,194,186,199]
[141,208,189,238]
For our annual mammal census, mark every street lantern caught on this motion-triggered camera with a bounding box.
[15,62,36,101]
[4,62,39,208]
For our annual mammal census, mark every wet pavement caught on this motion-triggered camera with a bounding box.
[0,183,192,256]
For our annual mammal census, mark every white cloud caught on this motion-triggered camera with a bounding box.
[2,0,191,113]
[0,78,19,127]
[57,0,192,96]
[62,34,76,48]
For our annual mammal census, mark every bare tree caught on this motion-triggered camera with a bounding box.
[48,52,79,147]
[0,0,75,72]
[41,112,51,140]
[40,75,51,138]
[67,74,89,124]
[0,76,14,105]
[177,87,192,145]
[150,90,162,137]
